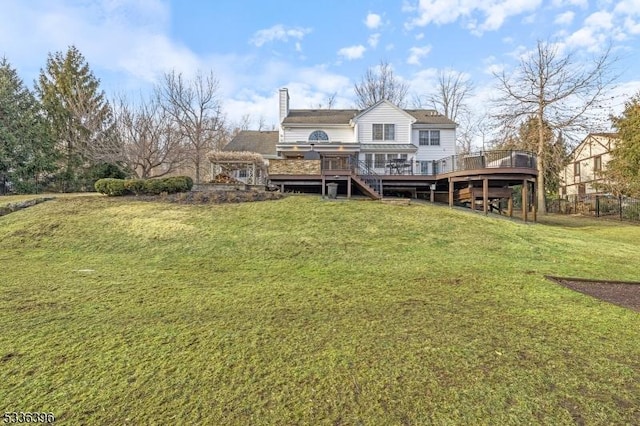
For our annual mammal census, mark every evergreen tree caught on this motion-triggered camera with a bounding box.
[36,46,118,190]
[0,57,56,193]
[603,93,640,197]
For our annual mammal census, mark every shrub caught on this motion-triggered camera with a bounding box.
[95,176,194,196]
[124,179,146,195]
[143,178,168,195]
[95,178,127,196]
[144,176,193,195]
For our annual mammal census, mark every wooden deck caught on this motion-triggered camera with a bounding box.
[268,150,538,221]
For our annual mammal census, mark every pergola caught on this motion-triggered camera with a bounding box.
[207,151,268,185]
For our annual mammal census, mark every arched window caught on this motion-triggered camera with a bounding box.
[308,130,329,142]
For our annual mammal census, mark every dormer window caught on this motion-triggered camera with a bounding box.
[309,130,329,142]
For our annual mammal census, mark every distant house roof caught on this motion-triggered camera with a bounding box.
[404,110,457,126]
[282,109,358,125]
[282,106,456,126]
[223,131,278,157]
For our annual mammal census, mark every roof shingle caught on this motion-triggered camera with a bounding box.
[223,131,278,157]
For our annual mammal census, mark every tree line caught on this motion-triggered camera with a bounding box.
[1,46,227,193]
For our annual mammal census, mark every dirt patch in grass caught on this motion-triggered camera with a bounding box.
[546,275,640,312]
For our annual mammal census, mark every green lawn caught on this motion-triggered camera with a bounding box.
[1,195,638,425]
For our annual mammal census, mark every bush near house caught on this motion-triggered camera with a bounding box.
[95,176,193,196]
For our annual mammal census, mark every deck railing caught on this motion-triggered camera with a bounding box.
[351,158,383,195]
[434,150,537,174]
[272,150,537,177]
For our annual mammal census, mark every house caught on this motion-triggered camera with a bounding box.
[222,88,539,221]
[560,133,618,197]
[275,88,456,174]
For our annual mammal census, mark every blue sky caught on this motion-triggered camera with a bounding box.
[1,0,639,138]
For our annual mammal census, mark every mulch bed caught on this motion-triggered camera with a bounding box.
[126,190,285,204]
[546,275,640,312]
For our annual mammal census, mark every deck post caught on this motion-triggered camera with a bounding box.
[469,182,474,211]
[321,176,326,197]
[448,179,454,207]
[483,178,489,215]
[522,179,528,222]
[532,178,537,222]
[347,177,352,199]
[508,196,513,217]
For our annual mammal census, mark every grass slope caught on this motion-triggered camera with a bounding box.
[1,196,639,425]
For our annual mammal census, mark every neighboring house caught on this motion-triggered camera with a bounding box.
[560,133,618,197]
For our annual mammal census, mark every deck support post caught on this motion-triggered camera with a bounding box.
[347,177,352,199]
[483,178,489,215]
[522,179,528,222]
[321,176,326,197]
[532,178,537,222]
[448,179,454,208]
[469,182,474,211]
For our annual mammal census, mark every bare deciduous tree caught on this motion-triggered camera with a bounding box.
[414,70,474,153]
[423,70,473,123]
[492,40,617,214]
[354,60,409,109]
[158,70,226,183]
[113,95,186,178]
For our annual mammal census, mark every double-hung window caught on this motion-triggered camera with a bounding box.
[419,130,440,146]
[364,154,373,168]
[373,124,395,141]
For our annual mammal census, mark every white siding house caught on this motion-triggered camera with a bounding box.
[275,88,456,173]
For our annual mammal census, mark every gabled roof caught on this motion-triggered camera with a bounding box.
[571,132,618,160]
[352,99,416,123]
[280,101,456,127]
[223,131,278,157]
[404,109,457,126]
[282,109,358,125]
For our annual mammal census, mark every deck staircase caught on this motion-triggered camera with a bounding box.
[351,159,382,200]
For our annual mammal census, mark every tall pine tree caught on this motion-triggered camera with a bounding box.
[0,57,56,193]
[37,46,118,190]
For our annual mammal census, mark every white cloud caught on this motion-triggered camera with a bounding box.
[365,13,382,29]
[368,33,381,48]
[554,11,575,25]
[624,17,640,34]
[415,33,425,40]
[337,45,366,60]
[0,0,198,88]
[404,0,543,34]
[564,11,619,51]
[407,45,432,65]
[614,0,640,15]
[551,0,588,7]
[250,25,312,47]
[585,11,614,29]
[482,55,504,75]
